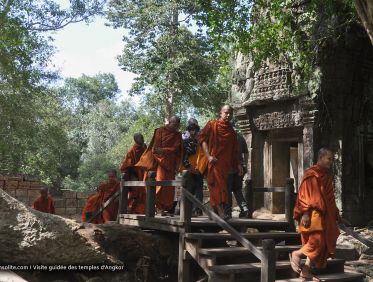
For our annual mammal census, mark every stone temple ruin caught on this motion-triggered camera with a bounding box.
[232,25,373,226]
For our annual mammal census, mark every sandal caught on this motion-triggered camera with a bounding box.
[289,252,301,274]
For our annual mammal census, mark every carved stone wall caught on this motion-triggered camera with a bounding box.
[233,26,373,225]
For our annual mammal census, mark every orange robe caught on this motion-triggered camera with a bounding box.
[81,193,103,223]
[151,126,183,211]
[198,120,239,208]
[120,143,147,214]
[293,164,340,268]
[97,180,120,223]
[32,195,55,214]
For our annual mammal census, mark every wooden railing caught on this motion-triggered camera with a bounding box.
[245,178,296,231]
[118,171,296,282]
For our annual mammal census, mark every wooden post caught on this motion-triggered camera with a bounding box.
[245,179,254,218]
[178,170,192,282]
[285,178,295,231]
[261,239,276,282]
[117,173,128,222]
[146,171,156,218]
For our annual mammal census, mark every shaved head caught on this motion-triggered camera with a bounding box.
[133,133,144,145]
[221,105,233,112]
[317,147,334,169]
[167,115,181,132]
[40,187,48,198]
[219,105,234,122]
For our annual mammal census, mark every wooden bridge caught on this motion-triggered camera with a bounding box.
[117,171,365,282]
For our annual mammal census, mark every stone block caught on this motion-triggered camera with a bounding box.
[16,197,29,205]
[55,207,66,215]
[5,188,16,197]
[18,181,31,189]
[54,199,65,208]
[30,181,41,188]
[16,189,28,197]
[28,189,40,198]
[65,199,78,208]
[62,191,77,199]
[6,181,19,189]
[7,176,23,181]
[78,199,87,208]
[65,208,77,215]
[76,192,89,199]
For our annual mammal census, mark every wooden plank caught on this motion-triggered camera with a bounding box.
[198,245,301,256]
[124,180,182,187]
[120,214,185,227]
[145,171,156,218]
[185,232,299,240]
[178,171,192,282]
[182,187,264,261]
[253,187,287,193]
[275,272,365,282]
[260,239,276,282]
[120,218,182,233]
[208,259,346,275]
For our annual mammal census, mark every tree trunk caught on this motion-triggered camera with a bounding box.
[355,0,373,45]
[164,8,179,123]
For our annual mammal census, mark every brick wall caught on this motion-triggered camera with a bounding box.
[0,174,93,221]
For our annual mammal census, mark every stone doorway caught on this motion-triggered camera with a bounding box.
[263,129,303,213]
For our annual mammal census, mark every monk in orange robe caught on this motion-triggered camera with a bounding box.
[97,169,120,223]
[149,116,183,215]
[120,133,147,214]
[199,105,243,220]
[81,193,102,223]
[32,187,55,214]
[290,148,341,281]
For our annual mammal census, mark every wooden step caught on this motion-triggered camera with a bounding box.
[185,232,300,240]
[198,245,301,257]
[276,271,365,282]
[207,259,345,274]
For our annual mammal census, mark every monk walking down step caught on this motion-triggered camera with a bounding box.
[98,169,120,223]
[32,187,55,214]
[148,116,183,216]
[199,105,243,220]
[290,148,341,281]
[120,133,147,214]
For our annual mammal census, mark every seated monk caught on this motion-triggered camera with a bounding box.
[120,133,147,214]
[32,187,55,214]
[290,148,341,281]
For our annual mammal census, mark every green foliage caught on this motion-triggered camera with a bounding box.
[196,0,356,94]
[107,0,228,119]
[59,73,120,113]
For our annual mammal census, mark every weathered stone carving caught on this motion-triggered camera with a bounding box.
[248,66,292,103]
[252,110,303,130]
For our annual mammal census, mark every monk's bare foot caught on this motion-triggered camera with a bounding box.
[289,252,301,274]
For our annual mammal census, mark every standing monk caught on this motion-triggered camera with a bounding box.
[149,116,183,216]
[290,148,341,281]
[97,169,121,223]
[120,133,147,214]
[32,187,55,214]
[199,105,243,219]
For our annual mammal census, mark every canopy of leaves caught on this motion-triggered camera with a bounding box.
[107,0,229,119]
[197,0,356,92]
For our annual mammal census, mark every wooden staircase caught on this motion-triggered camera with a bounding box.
[119,172,366,282]
[184,229,364,282]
